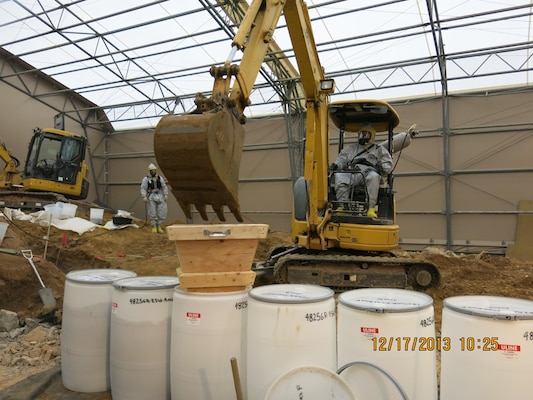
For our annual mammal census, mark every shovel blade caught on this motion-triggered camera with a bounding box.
[39,287,56,309]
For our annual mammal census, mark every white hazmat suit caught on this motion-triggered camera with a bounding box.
[140,163,169,233]
[333,126,393,218]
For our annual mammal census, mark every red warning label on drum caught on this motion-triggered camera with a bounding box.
[186,312,201,326]
[360,327,379,335]
[498,344,520,352]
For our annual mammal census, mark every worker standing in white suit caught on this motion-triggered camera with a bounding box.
[140,163,169,233]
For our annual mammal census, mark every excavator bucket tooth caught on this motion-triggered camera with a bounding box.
[154,111,244,222]
[212,205,226,222]
[175,197,194,220]
[196,203,209,221]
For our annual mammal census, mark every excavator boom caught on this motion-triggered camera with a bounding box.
[153,0,325,222]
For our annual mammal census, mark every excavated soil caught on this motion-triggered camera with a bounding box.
[0,208,532,391]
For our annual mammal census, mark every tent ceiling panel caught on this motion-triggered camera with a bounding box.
[1,0,532,130]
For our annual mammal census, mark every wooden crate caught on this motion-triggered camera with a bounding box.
[167,224,268,292]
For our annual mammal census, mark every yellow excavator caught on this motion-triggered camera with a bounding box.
[154,0,440,290]
[0,127,89,208]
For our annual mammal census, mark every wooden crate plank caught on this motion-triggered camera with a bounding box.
[186,286,247,293]
[178,271,256,288]
[167,224,269,241]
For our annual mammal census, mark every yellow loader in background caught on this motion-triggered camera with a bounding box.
[0,127,89,208]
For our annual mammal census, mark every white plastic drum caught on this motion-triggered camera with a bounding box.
[440,295,533,400]
[246,284,337,400]
[170,287,250,400]
[337,288,438,400]
[109,276,179,400]
[61,269,137,392]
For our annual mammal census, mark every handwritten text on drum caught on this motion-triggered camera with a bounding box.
[304,310,336,323]
[128,297,173,305]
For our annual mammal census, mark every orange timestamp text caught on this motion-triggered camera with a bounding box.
[371,336,500,352]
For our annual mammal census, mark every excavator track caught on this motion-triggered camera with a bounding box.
[273,253,440,291]
[0,191,68,210]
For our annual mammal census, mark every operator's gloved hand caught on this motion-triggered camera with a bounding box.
[164,195,168,201]
[408,124,419,137]
[143,197,148,203]
[376,162,385,176]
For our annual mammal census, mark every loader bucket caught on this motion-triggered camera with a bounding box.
[154,110,244,222]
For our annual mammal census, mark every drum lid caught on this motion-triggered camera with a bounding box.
[249,284,334,304]
[338,288,433,313]
[444,295,533,320]
[112,276,179,290]
[66,269,136,284]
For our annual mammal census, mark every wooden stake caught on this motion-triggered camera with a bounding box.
[230,357,244,400]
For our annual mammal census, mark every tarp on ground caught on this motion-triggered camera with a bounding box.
[2,208,138,236]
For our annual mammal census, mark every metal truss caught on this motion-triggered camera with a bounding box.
[0,1,532,133]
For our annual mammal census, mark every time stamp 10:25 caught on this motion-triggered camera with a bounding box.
[371,336,504,352]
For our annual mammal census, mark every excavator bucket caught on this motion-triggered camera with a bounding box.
[154,110,245,222]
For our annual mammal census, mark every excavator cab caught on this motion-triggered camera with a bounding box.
[282,99,441,291]
[327,100,399,225]
[23,128,89,199]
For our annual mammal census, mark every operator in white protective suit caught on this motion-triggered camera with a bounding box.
[332,124,393,219]
[140,163,169,233]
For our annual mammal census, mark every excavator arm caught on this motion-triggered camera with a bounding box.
[154,0,332,223]
[284,0,333,241]
[0,139,24,188]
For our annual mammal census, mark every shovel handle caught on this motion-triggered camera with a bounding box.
[21,249,33,260]
[21,249,46,288]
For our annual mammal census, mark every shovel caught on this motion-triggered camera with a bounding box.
[21,249,56,309]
